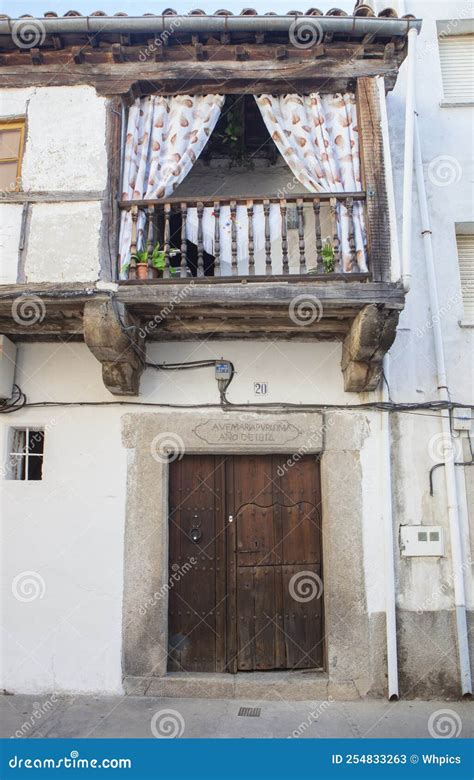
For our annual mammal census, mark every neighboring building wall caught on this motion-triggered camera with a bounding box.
[384,0,474,693]
[0,86,106,284]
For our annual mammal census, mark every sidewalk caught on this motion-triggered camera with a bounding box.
[1,695,472,739]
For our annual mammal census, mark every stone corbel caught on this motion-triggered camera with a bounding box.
[84,297,144,395]
[341,304,399,392]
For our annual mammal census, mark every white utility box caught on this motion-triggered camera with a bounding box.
[0,335,17,399]
[452,407,471,432]
[400,525,444,557]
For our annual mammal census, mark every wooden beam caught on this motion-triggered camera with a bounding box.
[30,48,42,65]
[72,46,85,64]
[341,304,399,392]
[83,298,144,396]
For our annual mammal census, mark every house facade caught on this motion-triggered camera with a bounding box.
[0,0,472,701]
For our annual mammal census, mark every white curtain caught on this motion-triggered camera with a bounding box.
[118,94,224,277]
[255,93,367,272]
[186,204,281,275]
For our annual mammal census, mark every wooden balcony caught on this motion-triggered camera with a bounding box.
[120,192,368,281]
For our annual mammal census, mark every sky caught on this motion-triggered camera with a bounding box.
[2,0,355,18]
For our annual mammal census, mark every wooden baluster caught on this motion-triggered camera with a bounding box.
[345,196,358,273]
[280,199,289,275]
[313,198,324,274]
[263,199,272,275]
[197,201,204,277]
[129,204,139,280]
[247,200,255,275]
[296,198,306,274]
[180,202,188,278]
[330,197,342,273]
[163,203,171,279]
[146,205,154,279]
[213,202,221,277]
[230,200,238,275]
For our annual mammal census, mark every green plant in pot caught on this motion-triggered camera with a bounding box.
[151,244,180,277]
[322,238,335,273]
[131,244,180,279]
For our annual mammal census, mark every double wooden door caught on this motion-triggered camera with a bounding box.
[168,454,323,673]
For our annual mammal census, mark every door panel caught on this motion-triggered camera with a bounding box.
[168,455,225,672]
[168,454,323,673]
[230,455,323,672]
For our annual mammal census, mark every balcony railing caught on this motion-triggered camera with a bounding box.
[119,192,367,281]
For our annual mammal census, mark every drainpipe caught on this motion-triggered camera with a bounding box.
[414,117,472,696]
[381,355,399,700]
[401,26,418,292]
[376,73,400,699]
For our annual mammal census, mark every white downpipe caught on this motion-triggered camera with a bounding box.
[377,77,401,281]
[381,355,399,700]
[401,27,418,292]
[414,118,472,696]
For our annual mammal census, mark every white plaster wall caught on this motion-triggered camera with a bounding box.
[0,204,23,283]
[0,86,107,283]
[383,0,474,614]
[25,202,102,283]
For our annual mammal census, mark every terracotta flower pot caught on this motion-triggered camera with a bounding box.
[136,263,149,280]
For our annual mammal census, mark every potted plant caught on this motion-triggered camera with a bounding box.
[130,249,153,280]
[322,238,335,273]
[151,244,181,277]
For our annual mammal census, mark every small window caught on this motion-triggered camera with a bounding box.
[417,531,428,542]
[0,119,26,193]
[7,428,44,481]
[438,35,474,103]
[456,233,474,321]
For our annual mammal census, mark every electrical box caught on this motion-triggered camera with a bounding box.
[452,407,471,432]
[215,361,232,381]
[0,335,17,400]
[400,525,444,557]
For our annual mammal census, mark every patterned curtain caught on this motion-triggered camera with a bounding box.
[118,94,224,277]
[255,93,367,272]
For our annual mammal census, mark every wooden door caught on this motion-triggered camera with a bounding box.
[168,455,226,672]
[168,454,323,673]
[227,455,323,672]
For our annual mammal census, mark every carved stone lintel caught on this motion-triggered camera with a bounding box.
[83,298,144,396]
[341,304,399,392]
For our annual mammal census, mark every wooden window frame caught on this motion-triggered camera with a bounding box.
[0,118,26,193]
[7,427,45,481]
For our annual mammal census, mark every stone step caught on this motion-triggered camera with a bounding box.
[124,672,330,701]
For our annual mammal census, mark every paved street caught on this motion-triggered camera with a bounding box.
[1,695,472,740]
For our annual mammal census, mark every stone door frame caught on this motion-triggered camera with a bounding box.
[121,410,376,698]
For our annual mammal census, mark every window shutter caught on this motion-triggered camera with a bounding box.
[456,235,474,321]
[438,35,474,102]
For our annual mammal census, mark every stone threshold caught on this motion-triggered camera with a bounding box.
[123,671,347,701]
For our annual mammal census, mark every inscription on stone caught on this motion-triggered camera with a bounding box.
[193,419,303,446]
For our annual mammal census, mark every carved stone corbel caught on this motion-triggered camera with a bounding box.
[341,304,399,392]
[84,298,144,395]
